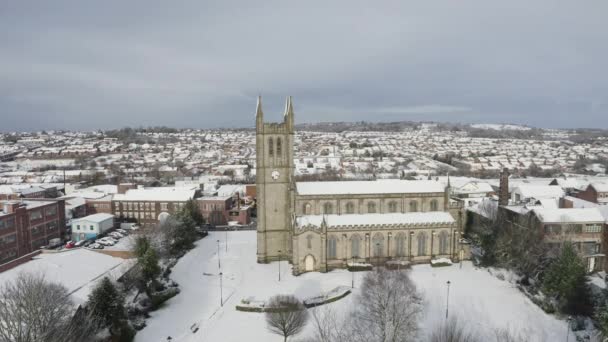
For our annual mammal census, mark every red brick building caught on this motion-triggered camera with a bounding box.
[576,183,608,205]
[198,196,251,226]
[0,199,66,264]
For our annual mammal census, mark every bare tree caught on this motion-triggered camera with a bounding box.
[0,272,95,342]
[349,268,423,342]
[306,305,351,342]
[265,295,309,342]
[429,318,479,342]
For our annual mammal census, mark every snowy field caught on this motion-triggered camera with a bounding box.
[0,249,134,305]
[136,231,568,342]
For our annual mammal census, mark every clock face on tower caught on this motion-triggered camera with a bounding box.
[271,170,280,180]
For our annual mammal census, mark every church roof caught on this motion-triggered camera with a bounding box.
[295,179,445,196]
[296,212,455,229]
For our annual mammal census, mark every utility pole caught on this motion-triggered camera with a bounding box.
[446,280,451,319]
[217,240,221,270]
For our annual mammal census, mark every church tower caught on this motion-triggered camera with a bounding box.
[256,96,295,263]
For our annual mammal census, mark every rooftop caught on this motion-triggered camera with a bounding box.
[113,187,196,202]
[296,179,446,196]
[296,211,455,228]
[532,208,605,223]
[73,213,114,223]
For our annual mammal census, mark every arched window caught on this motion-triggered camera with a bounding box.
[268,138,274,157]
[439,231,449,254]
[323,202,333,215]
[417,232,427,256]
[307,234,313,249]
[430,199,438,211]
[328,236,338,259]
[388,201,398,213]
[346,202,355,214]
[395,233,406,257]
[351,235,361,258]
[367,202,377,213]
[276,137,282,156]
[303,203,312,215]
[409,201,418,212]
[372,233,384,257]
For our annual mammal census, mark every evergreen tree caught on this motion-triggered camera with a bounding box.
[169,212,198,255]
[542,243,591,315]
[133,235,151,258]
[182,198,204,226]
[139,247,161,282]
[87,277,126,330]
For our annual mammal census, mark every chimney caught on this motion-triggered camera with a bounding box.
[3,202,20,214]
[499,168,509,206]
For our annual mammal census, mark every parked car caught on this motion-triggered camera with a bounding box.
[109,232,124,239]
[89,243,104,249]
[103,236,118,243]
[74,240,87,247]
[116,229,129,235]
[65,241,76,249]
[96,239,115,246]
[83,239,94,247]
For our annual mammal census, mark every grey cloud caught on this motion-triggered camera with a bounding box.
[1,0,607,131]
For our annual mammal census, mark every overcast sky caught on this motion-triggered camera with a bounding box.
[1,1,607,132]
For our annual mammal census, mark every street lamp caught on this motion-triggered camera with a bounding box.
[445,280,451,319]
[566,316,572,342]
[219,272,224,307]
[409,231,414,261]
[351,256,355,288]
[431,231,436,258]
[375,242,380,266]
[278,250,282,282]
[217,240,221,270]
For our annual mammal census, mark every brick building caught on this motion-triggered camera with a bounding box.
[0,199,66,264]
[198,196,252,226]
[576,183,608,205]
[112,187,200,226]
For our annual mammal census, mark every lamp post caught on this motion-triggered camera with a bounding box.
[219,272,224,307]
[446,280,451,319]
[351,256,355,288]
[217,240,221,270]
[409,231,414,261]
[375,242,380,266]
[566,316,572,342]
[431,230,436,258]
[365,233,370,263]
[278,250,282,282]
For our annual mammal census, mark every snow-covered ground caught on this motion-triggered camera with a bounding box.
[0,249,134,305]
[136,231,569,342]
[470,123,532,131]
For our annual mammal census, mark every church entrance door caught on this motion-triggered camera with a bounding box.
[305,255,315,272]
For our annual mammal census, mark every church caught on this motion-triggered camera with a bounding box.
[255,97,463,274]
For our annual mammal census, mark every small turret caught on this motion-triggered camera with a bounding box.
[284,96,294,132]
[256,95,264,132]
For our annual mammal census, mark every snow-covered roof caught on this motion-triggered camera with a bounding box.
[512,185,564,199]
[532,208,605,223]
[296,212,455,229]
[591,182,608,192]
[296,180,445,196]
[113,188,196,202]
[73,213,114,223]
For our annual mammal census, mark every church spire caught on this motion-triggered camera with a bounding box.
[256,95,264,119]
[284,96,294,132]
